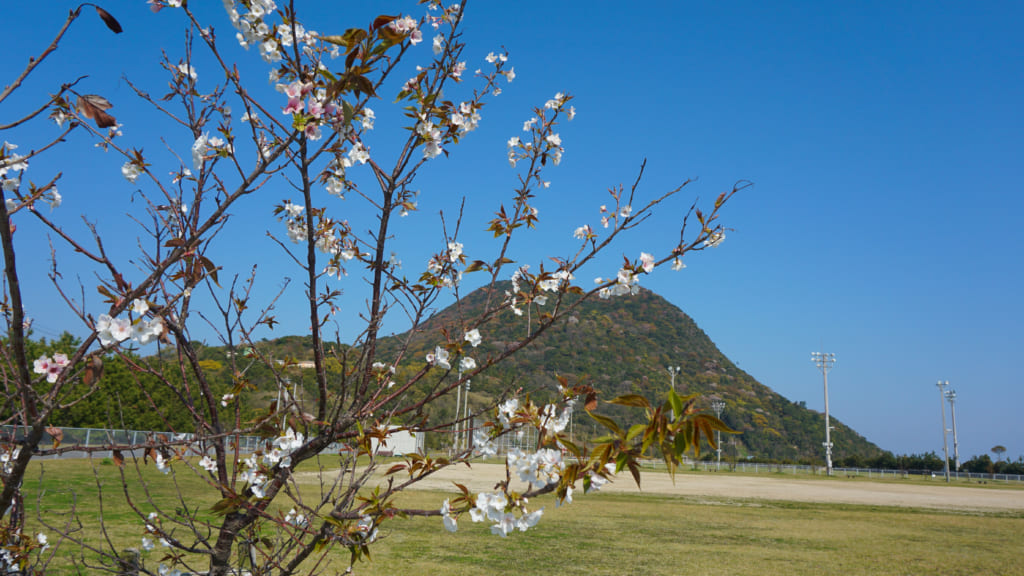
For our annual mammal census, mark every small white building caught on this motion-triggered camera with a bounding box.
[372,427,425,455]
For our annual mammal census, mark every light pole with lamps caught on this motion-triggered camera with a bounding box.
[667,365,681,392]
[811,352,836,476]
[461,380,471,452]
[946,388,960,473]
[711,399,726,471]
[936,380,951,483]
[667,365,681,419]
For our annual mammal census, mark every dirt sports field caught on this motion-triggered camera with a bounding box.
[398,463,1024,512]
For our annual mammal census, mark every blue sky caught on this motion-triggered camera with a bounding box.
[5,1,1022,462]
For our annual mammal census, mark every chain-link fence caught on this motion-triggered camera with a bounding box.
[0,425,264,460]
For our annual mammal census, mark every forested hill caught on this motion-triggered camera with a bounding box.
[372,282,884,463]
[46,282,883,463]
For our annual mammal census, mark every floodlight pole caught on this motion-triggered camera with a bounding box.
[936,380,951,483]
[946,388,960,473]
[667,365,681,419]
[667,365,681,392]
[279,378,292,428]
[454,372,463,453]
[711,399,726,471]
[461,380,471,452]
[811,352,836,476]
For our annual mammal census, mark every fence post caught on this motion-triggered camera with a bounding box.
[118,548,140,575]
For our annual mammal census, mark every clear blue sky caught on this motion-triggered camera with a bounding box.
[5,1,1022,462]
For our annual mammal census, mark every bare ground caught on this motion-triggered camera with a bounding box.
[356,462,1024,512]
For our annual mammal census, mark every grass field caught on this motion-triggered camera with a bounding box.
[19,458,1024,575]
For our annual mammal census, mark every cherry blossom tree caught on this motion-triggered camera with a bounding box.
[0,2,740,574]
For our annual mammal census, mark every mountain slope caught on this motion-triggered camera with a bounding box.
[379,282,883,463]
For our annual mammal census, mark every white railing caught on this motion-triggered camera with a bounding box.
[639,458,1024,483]
[0,425,264,458]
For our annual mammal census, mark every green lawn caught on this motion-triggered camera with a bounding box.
[362,490,1024,576]
[18,459,1024,575]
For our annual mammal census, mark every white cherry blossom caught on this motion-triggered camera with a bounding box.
[426,346,451,370]
[122,161,142,183]
[640,252,655,273]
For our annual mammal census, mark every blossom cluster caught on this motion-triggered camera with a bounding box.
[503,265,573,315]
[284,507,309,528]
[539,401,573,435]
[355,515,379,544]
[598,203,631,229]
[425,241,465,289]
[596,266,640,299]
[96,299,164,347]
[595,250,663,300]
[585,464,617,493]
[449,101,481,134]
[440,488,542,537]
[507,92,573,169]
[322,133,372,198]
[371,361,397,389]
[191,132,230,172]
[496,397,519,427]
[704,230,726,248]
[416,116,445,159]
[425,346,450,369]
[0,528,50,567]
[0,141,28,194]
[425,329,482,383]
[484,51,515,85]
[237,427,305,498]
[507,447,564,487]
[389,15,422,46]
[469,492,543,537]
[2,142,61,211]
[472,428,497,458]
[33,353,70,384]
[444,392,617,537]
[278,200,306,244]
[138,511,184,575]
[317,221,358,278]
[504,266,529,316]
[121,160,143,183]
[279,80,359,141]
[535,269,573,306]
[1,446,20,474]
[221,0,320,64]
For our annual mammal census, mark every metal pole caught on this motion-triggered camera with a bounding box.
[667,366,681,420]
[937,380,950,483]
[811,352,836,476]
[712,399,725,472]
[946,389,960,473]
[454,374,462,453]
[667,365,681,392]
[461,380,471,452]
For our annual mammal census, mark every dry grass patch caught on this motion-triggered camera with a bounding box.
[16,459,1024,575]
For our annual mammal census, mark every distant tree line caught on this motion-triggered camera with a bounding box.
[711,450,1024,475]
[834,451,1024,475]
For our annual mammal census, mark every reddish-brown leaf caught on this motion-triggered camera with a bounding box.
[94,6,123,34]
[83,355,103,386]
[76,95,117,128]
[45,426,63,449]
[371,14,398,30]
[608,394,651,409]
